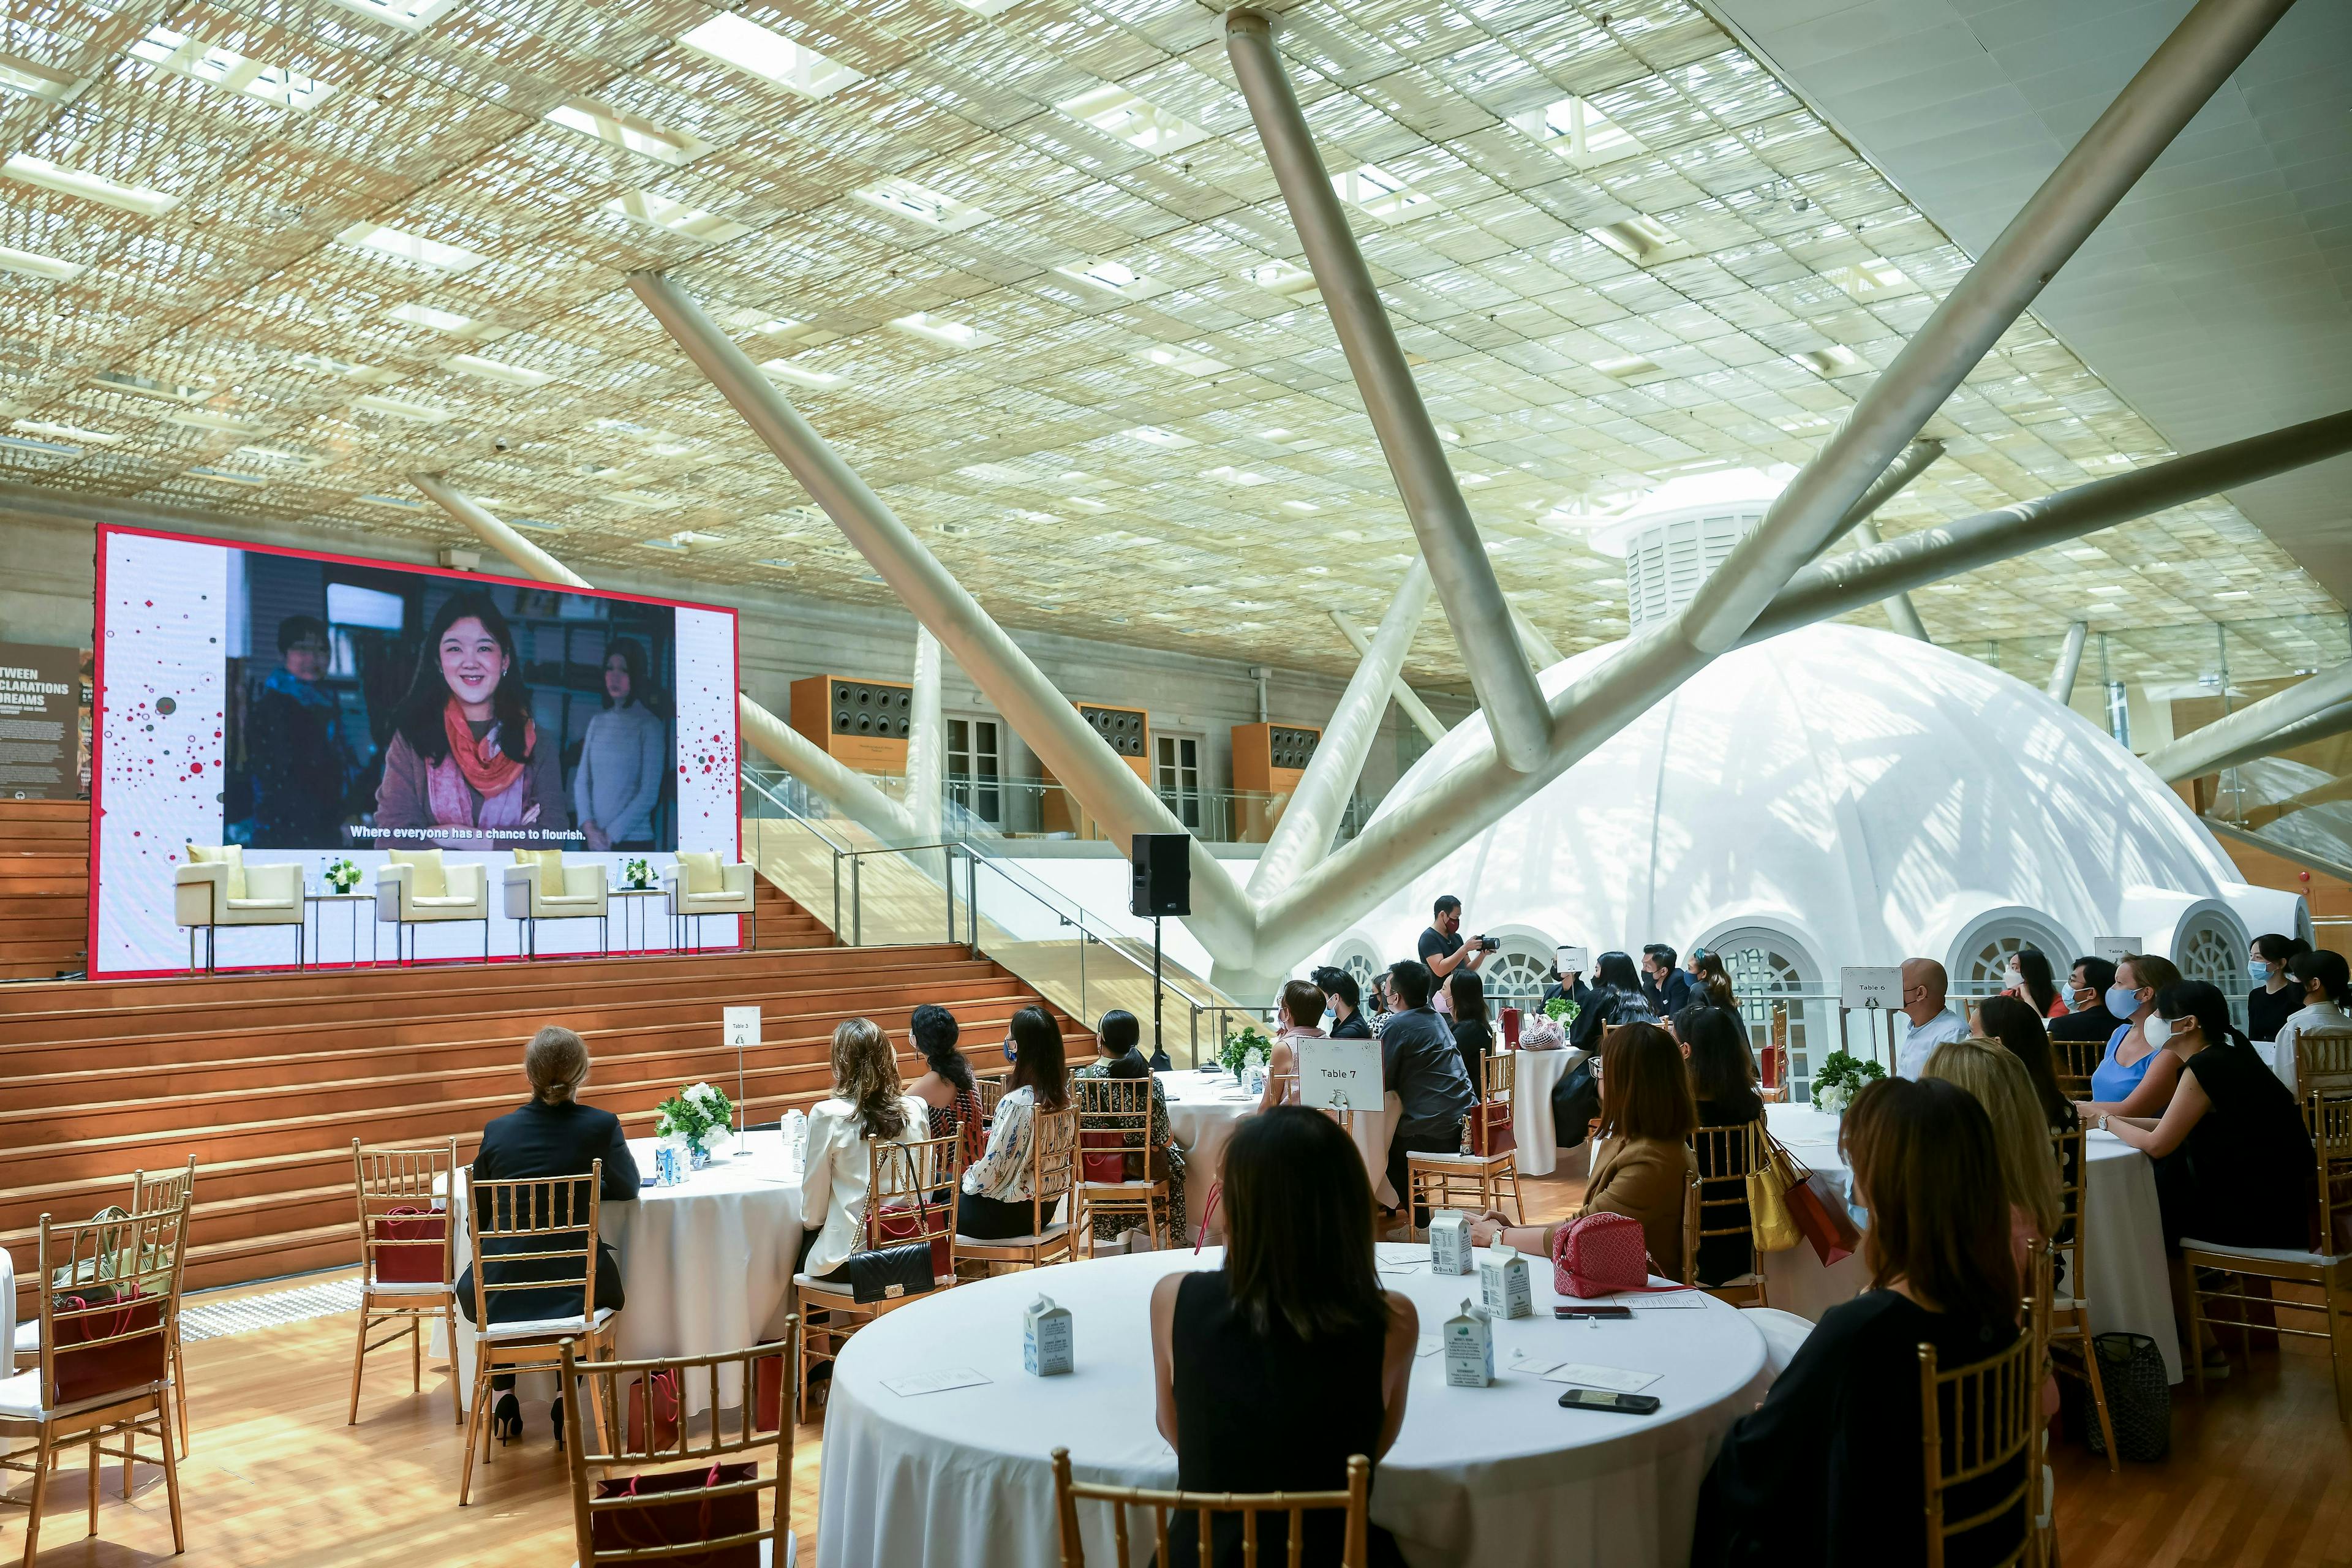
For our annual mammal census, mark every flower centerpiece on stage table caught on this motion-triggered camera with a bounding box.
[1218,1025,1273,1080]
[323,857,361,894]
[621,856,652,891]
[1808,1049,1883,1115]
[655,1080,735,1165]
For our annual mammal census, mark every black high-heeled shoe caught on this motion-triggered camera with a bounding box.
[551,1395,565,1452]
[491,1392,522,1445]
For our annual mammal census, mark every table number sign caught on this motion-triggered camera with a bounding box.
[1298,1038,1384,1112]
[1838,967,1901,1010]
[2094,936,2143,963]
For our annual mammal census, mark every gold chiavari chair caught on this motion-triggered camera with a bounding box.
[0,1202,189,1562]
[459,1161,617,1506]
[2182,1087,2352,1423]
[2295,1026,2352,1099]
[1074,1077,1173,1254]
[1052,1447,1371,1568]
[1920,1241,2048,1568]
[1406,1052,1523,1235]
[349,1137,462,1427]
[793,1133,960,1421]
[978,1072,1009,1122]
[561,1335,797,1568]
[2045,1121,2115,1469]
[2049,1036,2102,1102]
[1683,1120,1769,1306]
[955,1106,1080,1272]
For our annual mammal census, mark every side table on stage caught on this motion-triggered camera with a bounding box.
[304,891,377,968]
[611,887,671,954]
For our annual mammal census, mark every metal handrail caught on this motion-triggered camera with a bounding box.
[739,768,853,935]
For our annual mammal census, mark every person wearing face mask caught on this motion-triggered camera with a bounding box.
[1893,957,1969,1079]
[1259,980,1329,1112]
[2267,947,2352,1097]
[1311,966,1373,1039]
[2094,981,2315,1372]
[2244,932,2309,1044]
[2000,947,2064,1021]
[2049,956,2122,1045]
[2072,953,2184,1121]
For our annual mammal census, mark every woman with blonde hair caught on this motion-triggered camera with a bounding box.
[1923,1036,2062,1258]
[799,1017,929,1284]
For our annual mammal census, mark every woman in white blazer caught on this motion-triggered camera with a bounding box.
[800,1017,929,1281]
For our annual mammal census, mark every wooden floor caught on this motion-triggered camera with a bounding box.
[5,1169,2346,1568]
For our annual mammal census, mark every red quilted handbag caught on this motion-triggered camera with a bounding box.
[1551,1212,1659,1298]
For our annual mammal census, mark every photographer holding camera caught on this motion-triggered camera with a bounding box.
[1417,895,1494,988]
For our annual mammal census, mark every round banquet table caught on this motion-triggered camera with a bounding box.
[1760,1105,2181,1382]
[1502,1047,1575,1176]
[439,1130,805,1415]
[816,1243,1769,1568]
[1159,1068,1403,1221]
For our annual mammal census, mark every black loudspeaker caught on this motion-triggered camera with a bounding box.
[1130,832,1191,918]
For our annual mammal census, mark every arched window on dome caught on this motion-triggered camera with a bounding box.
[1480,933,1558,1013]
[1705,925,1822,1104]
[1329,940,1382,1002]
[2174,909,2251,1028]
[1947,914,2076,1004]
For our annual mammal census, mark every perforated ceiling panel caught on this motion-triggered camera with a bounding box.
[0,0,2334,686]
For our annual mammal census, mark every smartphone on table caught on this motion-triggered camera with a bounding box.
[1554,1305,1632,1319]
[1558,1389,1662,1415]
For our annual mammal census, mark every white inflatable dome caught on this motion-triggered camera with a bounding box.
[1317,622,2302,1024]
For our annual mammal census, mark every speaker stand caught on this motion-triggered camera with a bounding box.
[1150,914,1172,1072]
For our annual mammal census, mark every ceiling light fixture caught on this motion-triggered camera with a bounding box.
[1241,259,1319,303]
[1055,83,1208,157]
[323,0,461,32]
[760,358,845,391]
[679,14,863,99]
[13,418,118,444]
[385,301,503,339]
[2,154,177,216]
[352,393,453,423]
[0,50,80,101]
[0,243,84,281]
[544,100,709,166]
[336,222,490,274]
[443,353,552,388]
[164,409,250,433]
[128,26,337,111]
[1588,215,1691,266]
[1591,352,1660,379]
[1123,424,1195,448]
[850,176,990,232]
[1790,345,1863,377]
[603,189,751,245]
[1053,257,1169,301]
[1142,345,1227,376]
[889,312,994,350]
[288,351,401,385]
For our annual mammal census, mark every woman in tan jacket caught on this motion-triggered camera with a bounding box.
[1473,1020,1699,1278]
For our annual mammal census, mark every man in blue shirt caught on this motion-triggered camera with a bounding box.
[1379,959,1476,1225]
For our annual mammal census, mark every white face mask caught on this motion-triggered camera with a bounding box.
[2143,1015,2174,1049]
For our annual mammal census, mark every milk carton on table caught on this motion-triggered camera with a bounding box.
[1429,1210,1474,1275]
[1443,1299,1494,1388]
[1024,1295,1074,1376]
[1478,1244,1532,1320]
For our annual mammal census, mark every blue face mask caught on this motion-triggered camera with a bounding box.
[1846,1198,1869,1232]
[2249,960,2270,984]
[1003,1038,1019,1063]
[2104,984,2139,1017]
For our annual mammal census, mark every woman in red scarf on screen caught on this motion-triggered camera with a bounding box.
[373,591,565,850]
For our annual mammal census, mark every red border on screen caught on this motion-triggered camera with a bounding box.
[89,523,744,981]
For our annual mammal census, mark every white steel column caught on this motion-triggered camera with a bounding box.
[1247,0,2300,977]
[627,270,1259,967]
[2144,660,2352,782]
[1224,9,1550,774]
[1839,439,1943,642]
[2186,699,2352,777]
[1250,562,1432,898]
[1507,600,1565,672]
[908,627,944,839]
[412,472,920,846]
[2047,622,2090,706]
[1332,609,1448,743]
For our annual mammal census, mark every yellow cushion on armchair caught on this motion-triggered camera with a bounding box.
[677,852,723,894]
[388,847,447,898]
[513,848,564,878]
[186,842,245,899]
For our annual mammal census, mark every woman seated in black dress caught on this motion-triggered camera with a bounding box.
[461,1025,639,1447]
[1675,1004,1764,1287]
[2093,979,2316,1369]
[1447,967,1495,1093]
[1150,1106,1415,1568]
[1694,1077,2025,1567]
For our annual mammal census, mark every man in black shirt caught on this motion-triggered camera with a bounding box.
[2050,955,2123,1044]
[1641,943,1693,1017]
[1379,959,1476,1225]
[1311,966,1373,1039]
[1417,895,1490,990]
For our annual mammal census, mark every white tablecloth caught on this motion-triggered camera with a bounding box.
[1504,1048,1575,1177]
[1160,1069,1403,1219]
[816,1243,1767,1568]
[1761,1106,2180,1382]
[440,1132,805,1414]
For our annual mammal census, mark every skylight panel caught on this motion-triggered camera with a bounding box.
[287,351,401,385]
[128,28,337,111]
[92,369,212,403]
[604,190,750,246]
[1588,216,1692,266]
[1142,345,1228,376]
[353,393,453,422]
[1828,256,1910,301]
[889,312,995,350]
[321,0,464,36]
[165,409,251,433]
[336,222,489,274]
[1053,257,1169,301]
[545,101,707,167]
[1332,164,1435,224]
[679,15,863,99]
[0,244,84,282]
[0,50,81,102]
[443,354,552,388]
[1509,97,1643,168]
[760,359,845,391]
[2,155,177,216]
[1124,425,1195,449]
[1202,466,1268,486]
[1055,84,1208,157]
[385,302,503,339]
[851,177,990,233]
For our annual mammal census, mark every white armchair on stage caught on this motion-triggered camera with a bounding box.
[502,849,609,958]
[176,843,304,972]
[374,848,490,963]
[663,852,756,952]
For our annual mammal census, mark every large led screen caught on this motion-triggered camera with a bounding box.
[92,527,741,977]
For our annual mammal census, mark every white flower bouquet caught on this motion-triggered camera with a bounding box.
[324,857,361,893]
[655,1080,735,1155]
[621,856,653,891]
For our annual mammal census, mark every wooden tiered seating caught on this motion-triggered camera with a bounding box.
[0,797,86,981]
[1,933,1087,1296]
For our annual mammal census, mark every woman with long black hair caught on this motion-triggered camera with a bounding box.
[956,1006,1071,1241]
[374,590,564,848]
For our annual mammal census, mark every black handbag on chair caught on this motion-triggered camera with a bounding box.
[842,1241,938,1305]
[842,1144,946,1305]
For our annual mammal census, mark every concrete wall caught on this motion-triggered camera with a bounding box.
[0,492,1469,813]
